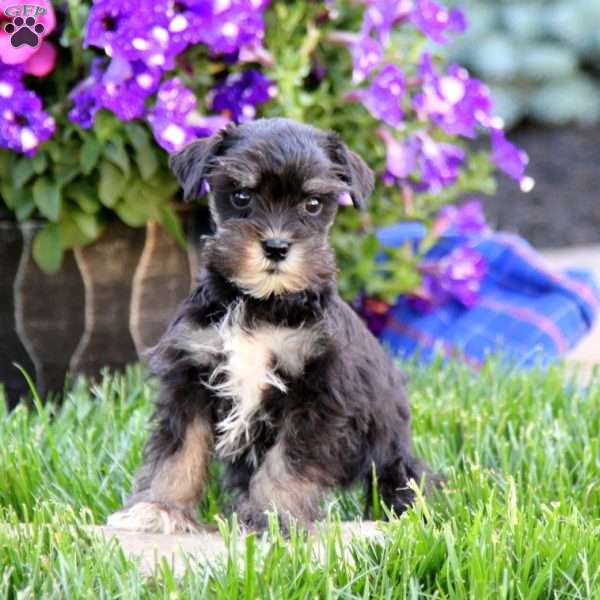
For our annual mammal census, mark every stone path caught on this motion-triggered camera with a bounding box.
[94,521,383,576]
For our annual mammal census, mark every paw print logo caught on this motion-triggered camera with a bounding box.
[4,15,44,48]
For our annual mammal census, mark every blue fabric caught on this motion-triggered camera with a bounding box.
[374,226,600,368]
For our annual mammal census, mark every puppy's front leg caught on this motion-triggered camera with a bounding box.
[107,388,213,534]
[235,443,326,533]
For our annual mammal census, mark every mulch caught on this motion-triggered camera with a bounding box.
[484,124,600,248]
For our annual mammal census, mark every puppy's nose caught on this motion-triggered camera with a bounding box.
[262,239,290,262]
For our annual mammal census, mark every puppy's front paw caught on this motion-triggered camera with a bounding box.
[234,498,270,533]
[107,502,200,534]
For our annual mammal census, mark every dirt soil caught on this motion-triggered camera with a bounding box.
[484,124,600,249]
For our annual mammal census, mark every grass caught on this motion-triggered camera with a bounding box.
[0,360,599,599]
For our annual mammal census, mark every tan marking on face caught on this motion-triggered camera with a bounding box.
[232,240,313,299]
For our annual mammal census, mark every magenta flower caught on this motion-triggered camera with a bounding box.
[208,69,275,123]
[413,53,493,138]
[353,64,406,128]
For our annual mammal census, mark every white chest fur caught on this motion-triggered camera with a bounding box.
[178,302,323,462]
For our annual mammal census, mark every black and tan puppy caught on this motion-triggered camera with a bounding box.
[108,118,432,534]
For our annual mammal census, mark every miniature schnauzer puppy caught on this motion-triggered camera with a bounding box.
[107,118,433,534]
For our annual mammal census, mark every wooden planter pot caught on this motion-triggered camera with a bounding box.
[0,207,211,407]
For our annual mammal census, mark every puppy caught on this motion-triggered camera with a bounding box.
[107,118,433,534]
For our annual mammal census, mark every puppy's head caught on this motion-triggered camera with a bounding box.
[169,118,374,299]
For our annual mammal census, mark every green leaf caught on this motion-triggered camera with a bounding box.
[93,110,119,142]
[114,200,150,227]
[53,164,80,188]
[13,158,35,188]
[32,152,48,175]
[72,211,102,239]
[157,204,186,248]
[135,144,159,181]
[32,177,61,221]
[98,161,127,208]
[80,136,102,175]
[104,137,131,176]
[15,196,35,221]
[32,224,63,273]
[124,122,151,150]
[66,183,100,214]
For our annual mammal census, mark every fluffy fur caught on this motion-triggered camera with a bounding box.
[107,118,434,534]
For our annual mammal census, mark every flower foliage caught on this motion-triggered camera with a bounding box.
[0,0,531,308]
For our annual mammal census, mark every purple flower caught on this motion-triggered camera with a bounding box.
[416,131,465,192]
[413,244,486,311]
[490,129,534,192]
[0,63,24,100]
[86,0,184,69]
[99,60,162,121]
[165,0,212,47]
[200,0,269,56]
[68,58,105,128]
[0,87,55,156]
[433,199,487,236]
[350,34,383,84]
[413,53,493,138]
[354,294,392,335]
[379,129,464,192]
[378,128,417,181]
[352,64,406,128]
[411,0,467,44]
[364,0,412,46]
[148,78,229,152]
[208,69,275,123]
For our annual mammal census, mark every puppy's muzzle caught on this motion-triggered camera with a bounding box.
[261,239,291,262]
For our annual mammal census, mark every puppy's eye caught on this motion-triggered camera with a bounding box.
[231,190,253,210]
[303,198,322,216]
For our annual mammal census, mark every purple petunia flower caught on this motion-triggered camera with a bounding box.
[351,64,406,128]
[208,69,275,123]
[363,0,412,46]
[378,128,417,181]
[412,243,486,311]
[379,128,464,192]
[433,199,487,236]
[413,53,493,138]
[68,58,105,128]
[0,86,55,156]
[200,0,269,56]
[0,63,24,100]
[411,0,467,45]
[148,77,229,152]
[350,34,384,84]
[490,129,534,192]
[417,131,465,192]
[86,0,184,69]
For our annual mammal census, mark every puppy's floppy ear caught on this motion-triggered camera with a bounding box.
[168,124,235,200]
[327,133,374,210]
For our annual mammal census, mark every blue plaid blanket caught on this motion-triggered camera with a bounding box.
[374,224,600,368]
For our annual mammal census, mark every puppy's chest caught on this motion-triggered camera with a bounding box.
[184,304,323,461]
